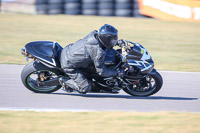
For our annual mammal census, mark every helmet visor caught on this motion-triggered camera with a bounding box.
[100,34,118,49]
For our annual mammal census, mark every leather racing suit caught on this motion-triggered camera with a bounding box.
[60,30,118,93]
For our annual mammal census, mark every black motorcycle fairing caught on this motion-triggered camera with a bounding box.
[104,49,118,65]
[122,41,154,74]
[25,41,63,67]
[127,59,154,74]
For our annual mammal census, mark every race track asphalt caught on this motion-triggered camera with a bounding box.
[0,64,199,112]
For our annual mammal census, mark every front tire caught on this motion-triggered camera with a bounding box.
[123,72,163,97]
[21,61,63,93]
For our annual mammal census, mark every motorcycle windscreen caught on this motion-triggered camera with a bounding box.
[126,45,143,61]
[25,41,56,66]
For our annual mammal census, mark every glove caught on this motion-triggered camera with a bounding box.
[117,39,126,47]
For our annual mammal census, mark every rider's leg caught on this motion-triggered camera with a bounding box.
[61,68,91,94]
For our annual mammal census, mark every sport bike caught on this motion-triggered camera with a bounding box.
[21,40,163,96]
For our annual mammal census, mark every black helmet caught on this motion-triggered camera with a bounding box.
[98,24,118,49]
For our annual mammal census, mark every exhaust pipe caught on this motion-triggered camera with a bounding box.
[39,77,61,86]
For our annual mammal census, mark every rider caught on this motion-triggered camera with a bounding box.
[60,24,122,94]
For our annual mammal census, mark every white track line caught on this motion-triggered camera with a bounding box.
[159,71,200,74]
[0,107,95,112]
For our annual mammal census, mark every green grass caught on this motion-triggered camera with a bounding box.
[0,111,200,133]
[0,13,200,71]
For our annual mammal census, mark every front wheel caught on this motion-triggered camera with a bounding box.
[123,72,163,97]
[21,61,63,93]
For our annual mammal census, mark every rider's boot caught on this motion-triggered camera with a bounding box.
[59,77,90,94]
[59,77,73,93]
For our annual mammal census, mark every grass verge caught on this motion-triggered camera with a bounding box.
[0,13,200,71]
[0,111,200,133]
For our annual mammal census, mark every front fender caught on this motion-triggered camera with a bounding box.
[150,68,157,75]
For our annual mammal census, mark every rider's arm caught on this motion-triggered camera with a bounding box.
[92,46,117,77]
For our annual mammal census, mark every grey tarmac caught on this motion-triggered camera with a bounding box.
[0,64,199,112]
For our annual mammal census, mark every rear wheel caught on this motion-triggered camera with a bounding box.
[21,61,63,93]
[123,72,163,96]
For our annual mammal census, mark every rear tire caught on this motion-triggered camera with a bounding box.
[123,72,163,97]
[21,61,63,93]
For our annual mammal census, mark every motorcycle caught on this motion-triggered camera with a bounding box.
[21,40,163,97]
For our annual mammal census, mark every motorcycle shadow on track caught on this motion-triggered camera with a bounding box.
[51,93,198,100]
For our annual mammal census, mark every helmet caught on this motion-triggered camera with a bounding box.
[98,24,118,49]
